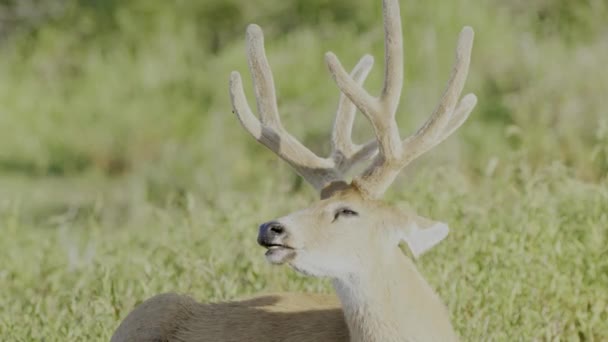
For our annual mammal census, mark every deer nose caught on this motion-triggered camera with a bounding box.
[258,221,286,246]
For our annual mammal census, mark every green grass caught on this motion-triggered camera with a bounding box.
[0,0,607,340]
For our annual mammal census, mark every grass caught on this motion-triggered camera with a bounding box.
[0,0,607,340]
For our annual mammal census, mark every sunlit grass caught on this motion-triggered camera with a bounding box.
[1,164,606,340]
[0,0,607,340]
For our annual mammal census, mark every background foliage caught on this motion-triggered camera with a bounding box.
[0,0,607,340]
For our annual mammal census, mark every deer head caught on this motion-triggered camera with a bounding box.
[230,0,476,279]
[256,187,450,279]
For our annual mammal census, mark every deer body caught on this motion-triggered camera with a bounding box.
[112,0,477,340]
[112,260,456,342]
[112,189,459,342]
[112,257,455,342]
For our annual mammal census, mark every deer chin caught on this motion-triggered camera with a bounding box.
[265,246,296,264]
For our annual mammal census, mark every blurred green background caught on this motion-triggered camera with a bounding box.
[0,0,607,340]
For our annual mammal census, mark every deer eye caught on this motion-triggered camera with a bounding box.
[333,207,359,221]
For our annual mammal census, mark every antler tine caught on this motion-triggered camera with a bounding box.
[331,55,374,156]
[438,93,477,142]
[400,27,475,163]
[331,55,379,173]
[230,24,336,191]
[246,24,281,127]
[380,0,404,115]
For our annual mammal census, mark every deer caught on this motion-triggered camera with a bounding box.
[111,0,477,341]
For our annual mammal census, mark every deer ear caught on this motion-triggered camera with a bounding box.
[397,216,449,259]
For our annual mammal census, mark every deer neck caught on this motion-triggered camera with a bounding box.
[331,250,458,342]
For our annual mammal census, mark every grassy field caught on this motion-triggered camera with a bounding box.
[0,0,607,340]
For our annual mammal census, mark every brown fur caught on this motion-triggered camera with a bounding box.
[111,293,348,342]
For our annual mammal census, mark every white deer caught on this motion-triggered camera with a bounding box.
[111,0,477,341]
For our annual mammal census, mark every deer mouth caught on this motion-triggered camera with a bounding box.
[263,244,296,264]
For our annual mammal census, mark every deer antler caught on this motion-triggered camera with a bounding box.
[230,24,378,194]
[325,0,477,198]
